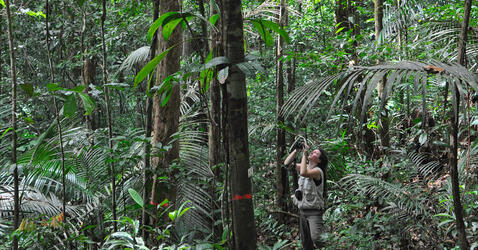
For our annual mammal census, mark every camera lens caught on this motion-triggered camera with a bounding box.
[295,189,303,201]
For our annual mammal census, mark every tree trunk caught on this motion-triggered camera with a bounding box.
[150,0,183,210]
[275,0,288,219]
[5,0,19,249]
[222,0,257,248]
[335,0,350,33]
[100,0,117,232]
[375,0,390,150]
[449,0,472,249]
[142,0,160,239]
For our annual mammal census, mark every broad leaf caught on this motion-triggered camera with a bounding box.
[77,92,96,116]
[134,46,174,89]
[218,66,229,84]
[148,12,180,42]
[209,14,219,26]
[63,94,77,118]
[128,188,144,208]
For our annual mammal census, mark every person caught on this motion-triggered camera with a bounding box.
[284,142,328,249]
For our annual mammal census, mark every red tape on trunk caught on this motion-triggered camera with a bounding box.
[232,194,252,201]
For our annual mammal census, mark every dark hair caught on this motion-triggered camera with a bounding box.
[317,148,328,200]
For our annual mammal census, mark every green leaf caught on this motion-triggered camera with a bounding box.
[70,85,85,92]
[178,206,193,218]
[128,188,144,208]
[168,210,177,221]
[148,12,179,43]
[250,19,273,46]
[76,92,96,116]
[19,83,34,97]
[161,89,172,107]
[162,17,183,41]
[77,0,85,7]
[46,83,64,92]
[209,14,219,26]
[336,27,345,34]
[259,19,290,44]
[1,127,12,139]
[134,46,174,89]
[63,94,77,118]
[0,0,5,8]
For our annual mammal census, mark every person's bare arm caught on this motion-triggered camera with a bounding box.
[284,149,299,165]
[299,144,321,179]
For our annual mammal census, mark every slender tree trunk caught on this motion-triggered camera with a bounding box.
[45,0,68,226]
[5,1,19,249]
[275,0,288,219]
[100,0,117,232]
[142,0,160,240]
[150,0,182,210]
[222,0,257,248]
[449,0,472,249]
[208,0,223,239]
[375,0,390,150]
[287,3,299,192]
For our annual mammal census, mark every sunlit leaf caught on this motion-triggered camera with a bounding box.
[128,188,144,208]
[209,14,219,26]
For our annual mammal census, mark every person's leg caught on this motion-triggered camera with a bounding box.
[299,214,315,250]
[307,211,325,248]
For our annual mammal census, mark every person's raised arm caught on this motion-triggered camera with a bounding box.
[299,144,321,179]
[284,149,299,166]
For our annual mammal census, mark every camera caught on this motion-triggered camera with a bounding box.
[292,140,305,151]
[294,189,303,201]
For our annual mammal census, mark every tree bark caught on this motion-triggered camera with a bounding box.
[449,0,472,249]
[222,0,257,248]
[100,0,117,232]
[5,0,19,249]
[150,0,182,210]
[142,0,160,240]
[375,0,390,150]
[275,0,288,219]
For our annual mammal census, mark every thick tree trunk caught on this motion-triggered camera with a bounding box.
[222,0,257,248]
[275,0,288,219]
[150,0,182,210]
[5,0,19,249]
[449,0,472,249]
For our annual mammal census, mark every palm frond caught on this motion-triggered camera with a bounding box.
[118,46,151,73]
[378,0,424,45]
[341,174,427,217]
[281,60,478,125]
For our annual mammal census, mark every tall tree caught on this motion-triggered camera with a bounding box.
[5,0,19,249]
[149,0,183,209]
[275,0,288,219]
[375,0,390,151]
[450,0,472,249]
[142,0,160,239]
[45,0,67,224]
[208,0,224,239]
[100,0,117,232]
[222,0,257,248]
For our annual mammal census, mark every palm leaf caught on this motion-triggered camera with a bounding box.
[281,60,478,126]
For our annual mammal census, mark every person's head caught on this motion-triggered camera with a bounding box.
[308,148,328,169]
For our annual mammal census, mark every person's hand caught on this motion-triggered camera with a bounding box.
[303,143,310,152]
